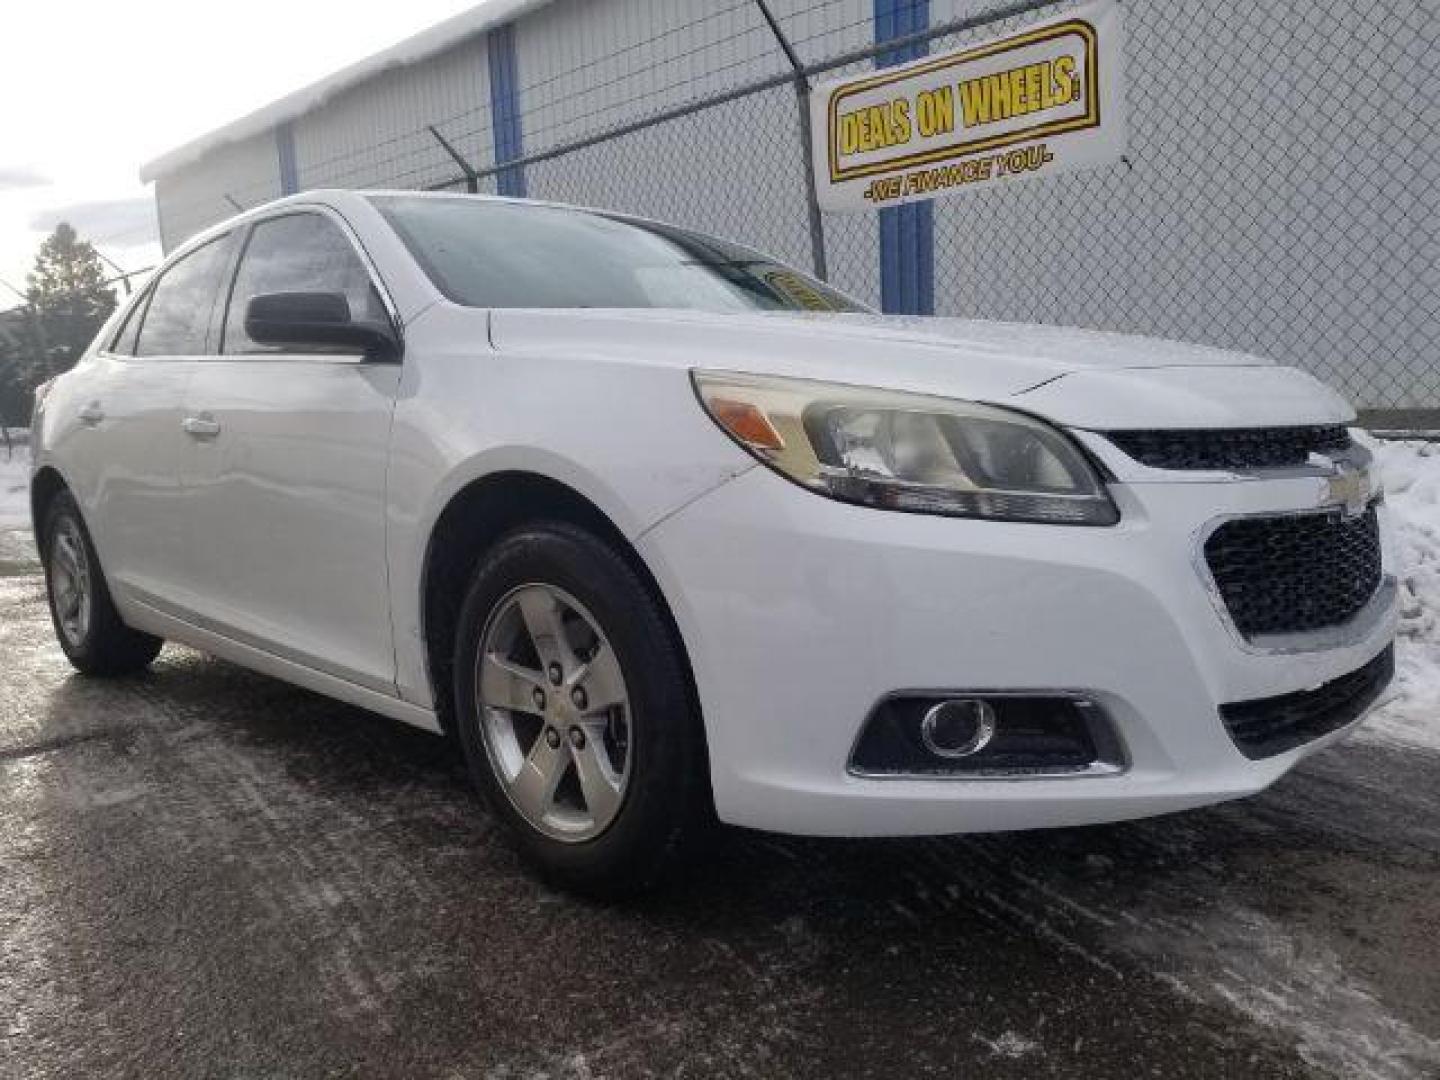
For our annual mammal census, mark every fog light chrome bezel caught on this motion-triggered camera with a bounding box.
[847,691,1129,780]
[919,699,997,758]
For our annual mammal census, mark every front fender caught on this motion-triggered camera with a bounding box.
[384,325,753,709]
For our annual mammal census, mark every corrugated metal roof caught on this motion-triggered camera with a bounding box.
[139,0,554,183]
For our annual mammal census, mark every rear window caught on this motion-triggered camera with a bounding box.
[371,195,865,314]
[136,236,231,357]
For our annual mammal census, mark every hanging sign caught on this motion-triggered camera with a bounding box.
[811,0,1125,212]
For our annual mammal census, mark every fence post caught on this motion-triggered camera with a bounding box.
[428,126,480,193]
[753,0,828,281]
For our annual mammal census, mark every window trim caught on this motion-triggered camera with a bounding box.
[216,205,402,360]
[103,284,154,358]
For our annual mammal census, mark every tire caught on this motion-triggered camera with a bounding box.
[453,521,709,897]
[42,490,163,676]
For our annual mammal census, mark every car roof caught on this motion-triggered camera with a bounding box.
[162,189,729,269]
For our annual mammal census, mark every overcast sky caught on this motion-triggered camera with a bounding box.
[0,0,484,303]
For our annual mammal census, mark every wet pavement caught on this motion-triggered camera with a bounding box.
[2,546,1438,1080]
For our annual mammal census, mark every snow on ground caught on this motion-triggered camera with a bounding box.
[0,435,36,565]
[1364,439,1440,751]
[0,439,30,531]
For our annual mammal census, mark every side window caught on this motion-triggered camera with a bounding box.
[108,292,149,356]
[135,238,231,357]
[222,213,388,355]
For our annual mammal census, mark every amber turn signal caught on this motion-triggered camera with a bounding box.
[707,397,786,453]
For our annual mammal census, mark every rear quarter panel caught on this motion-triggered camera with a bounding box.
[31,355,110,523]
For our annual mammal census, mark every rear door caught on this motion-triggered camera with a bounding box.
[74,235,232,611]
[179,209,402,693]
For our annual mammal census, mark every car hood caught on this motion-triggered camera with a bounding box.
[485,308,1355,430]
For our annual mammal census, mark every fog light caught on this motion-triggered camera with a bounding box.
[920,699,996,758]
[848,694,1127,778]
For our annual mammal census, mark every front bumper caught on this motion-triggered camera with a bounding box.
[636,449,1399,838]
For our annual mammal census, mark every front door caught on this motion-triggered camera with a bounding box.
[180,210,401,693]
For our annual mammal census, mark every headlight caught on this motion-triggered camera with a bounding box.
[692,371,1118,525]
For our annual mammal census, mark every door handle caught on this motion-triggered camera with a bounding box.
[78,402,104,425]
[182,415,221,439]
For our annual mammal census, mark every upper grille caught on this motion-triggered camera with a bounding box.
[1106,425,1351,470]
[1221,646,1393,759]
[1204,505,1382,639]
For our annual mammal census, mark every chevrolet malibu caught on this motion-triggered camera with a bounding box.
[31,191,1397,894]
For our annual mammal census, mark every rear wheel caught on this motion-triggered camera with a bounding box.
[453,521,708,896]
[42,491,163,676]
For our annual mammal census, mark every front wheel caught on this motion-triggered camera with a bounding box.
[42,490,163,676]
[453,522,709,896]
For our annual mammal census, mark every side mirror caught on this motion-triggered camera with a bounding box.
[244,291,400,362]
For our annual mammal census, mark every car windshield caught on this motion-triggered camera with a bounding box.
[370,194,868,314]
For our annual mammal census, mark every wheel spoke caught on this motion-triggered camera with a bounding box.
[56,532,81,576]
[479,652,547,715]
[516,588,578,673]
[49,524,92,642]
[507,730,569,822]
[571,643,627,714]
[53,546,71,575]
[572,730,622,826]
[52,564,73,603]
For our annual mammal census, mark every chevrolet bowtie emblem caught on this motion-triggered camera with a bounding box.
[1320,460,1372,518]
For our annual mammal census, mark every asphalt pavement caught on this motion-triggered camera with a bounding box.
[2,540,1438,1080]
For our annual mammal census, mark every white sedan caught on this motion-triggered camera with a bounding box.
[30,191,1397,894]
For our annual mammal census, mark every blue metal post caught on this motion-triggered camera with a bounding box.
[488,23,527,197]
[874,0,934,315]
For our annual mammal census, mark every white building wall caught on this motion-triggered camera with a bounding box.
[147,0,877,281]
[514,0,805,264]
[154,132,281,250]
[770,0,874,65]
[514,0,784,147]
[515,0,876,300]
[294,36,496,192]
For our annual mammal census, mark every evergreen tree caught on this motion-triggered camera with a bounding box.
[0,342,20,428]
[25,222,116,376]
[0,309,40,427]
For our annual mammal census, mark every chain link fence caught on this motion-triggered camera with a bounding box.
[920,0,1436,417]
[526,81,819,276]
[153,0,1436,417]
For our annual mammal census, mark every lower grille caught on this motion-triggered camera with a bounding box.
[1204,505,1382,639]
[1220,646,1394,759]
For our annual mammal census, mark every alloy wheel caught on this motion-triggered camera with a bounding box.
[475,584,632,842]
[49,517,93,649]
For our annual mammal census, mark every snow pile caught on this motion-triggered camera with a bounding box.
[0,442,29,531]
[1366,439,1440,751]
